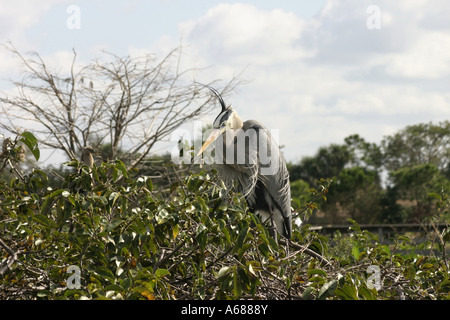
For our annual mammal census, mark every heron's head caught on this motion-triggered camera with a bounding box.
[212,108,243,131]
[197,85,243,156]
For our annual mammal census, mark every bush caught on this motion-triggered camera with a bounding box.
[0,134,449,300]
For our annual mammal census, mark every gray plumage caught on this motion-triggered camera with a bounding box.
[197,84,292,239]
[214,120,292,238]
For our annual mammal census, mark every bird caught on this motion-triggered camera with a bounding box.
[80,146,97,169]
[196,85,293,239]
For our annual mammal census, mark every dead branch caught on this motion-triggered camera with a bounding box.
[1,42,243,168]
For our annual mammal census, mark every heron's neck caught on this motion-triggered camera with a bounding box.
[222,127,241,149]
[230,113,243,130]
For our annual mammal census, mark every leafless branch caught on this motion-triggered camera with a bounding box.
[0,42,243,168]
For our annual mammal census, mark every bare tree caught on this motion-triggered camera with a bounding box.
[0,42,241,169]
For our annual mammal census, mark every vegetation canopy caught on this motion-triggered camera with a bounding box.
[0,131,448,300]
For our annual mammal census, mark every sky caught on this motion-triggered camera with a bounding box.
[1,0,450,165]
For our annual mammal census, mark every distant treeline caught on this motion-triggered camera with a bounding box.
[287,121,450,225]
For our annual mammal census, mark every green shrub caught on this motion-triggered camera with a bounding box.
[0,134,448,300]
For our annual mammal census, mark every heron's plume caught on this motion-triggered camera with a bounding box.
[196,82,227,112]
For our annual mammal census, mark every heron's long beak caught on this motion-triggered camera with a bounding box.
[197,128,224,156]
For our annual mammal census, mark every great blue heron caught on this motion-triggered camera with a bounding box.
[197,85,293,239]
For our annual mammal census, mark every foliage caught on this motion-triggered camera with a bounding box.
[288,123,450,225]
[389,164,450,222]
[289,179,311,212]
[381,121,450,173]
[326,167,383,224]
[1,133,449,300]
[289,144,350,186]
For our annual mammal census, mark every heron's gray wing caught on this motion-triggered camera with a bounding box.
[261,155,292,237]
[244,120,293,237]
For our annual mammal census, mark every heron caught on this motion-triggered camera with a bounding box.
[196,85,294,239]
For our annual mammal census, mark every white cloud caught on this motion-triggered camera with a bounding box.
[383,31,450,79]
[0,0,71,44]
[171,1,450,161]
[180,3,311,67]
[0,0,73,77]
[2,0,450,163]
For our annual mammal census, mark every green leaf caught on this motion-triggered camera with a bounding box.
[146,177,153,192]
[56,197,72,227]
[41,189,65,214]
[442,228,450,242]
[309,275,325,283]
[105,284,125,293]
[91,195,108,206]
[155,268,170,279]
[133,286,155,300]
[120,278,132,291]
[95,267,115,282]
[235,226,249,252]
[109,192,121,207]
[268,235,278,252]
[106,218,123,232]
[64,159,79,167]
[33,214,57,229]
[197,229,208,251]
[21,131,37,144]
[221,227,231,245]
[438,279,450,292]
[352,245,360,261]
[218,266,231,278]
[308,269,327,278]
[397,235,412,244]
[20,131,40,161]
[247,262,258,277]
[92,165,99,181]
[233,268,242,298]
[172,224,179,239]
[237,243,252,260]
[359,286,377,300]
[196,223,207,235]
[302,287,314,300]
[335,283,358,300]
[309,238,326,255]
[114,160,128,178]
[258,243,270,258]
[427,192,441,200]
[156,208,170,224]
[318,279,338,300]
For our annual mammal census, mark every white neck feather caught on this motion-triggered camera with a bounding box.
[230,111,243,130]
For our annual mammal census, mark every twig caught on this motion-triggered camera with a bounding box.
[0,237,18,274]
[429,220,449,270]
[156,240,186,270]
[280,238,331,266]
